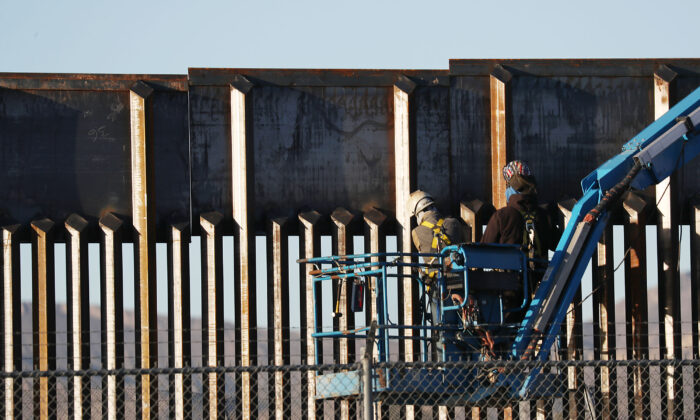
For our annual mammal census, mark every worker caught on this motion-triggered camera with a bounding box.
[482,160,559,319]
[408,190,465,263]
[407,190,467,359]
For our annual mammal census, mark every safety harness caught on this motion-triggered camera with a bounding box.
[519,210,542,269]
[421,218,452,250]
[420,218,452,281]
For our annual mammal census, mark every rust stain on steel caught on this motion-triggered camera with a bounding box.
[31,218,56,420]
[0,72,187,91]
[231,79,256,420]
[489,72,509,210]
[3,225,21,419]
[169,223,190,420]
[200,212,224,420]
[270,218,289,420]
[66,214,90,420]
[130,81,158,419]
[299,210,321,420]
[100,213,124,420]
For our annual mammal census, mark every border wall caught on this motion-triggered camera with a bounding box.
[1,59,700,419]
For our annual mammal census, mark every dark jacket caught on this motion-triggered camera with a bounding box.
[482,194,559,257]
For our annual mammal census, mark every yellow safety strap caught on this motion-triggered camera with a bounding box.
[421,219,451,250]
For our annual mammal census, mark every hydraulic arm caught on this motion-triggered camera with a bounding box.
[513,86,700,361]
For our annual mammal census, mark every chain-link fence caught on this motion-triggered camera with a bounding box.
[3,358,700,419]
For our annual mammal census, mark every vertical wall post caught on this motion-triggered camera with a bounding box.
[363,209,387,328]
[100,213,124,420]
[130,80,158,419]
[2,224,21,420]
[65,214,91,420]
[168,223,191,420]
[31,218,56,420]
[460,199,494,419]
[299,211,322,420]
[331,208,357,420]
[490,65,512,210]
[200,212,224,420]
[690,197,700,418]
[623,191,652,419]
[231,75,257,419]
[460,199,495,243]
[654,65,682,419]
[592,223,615,420]
[267,218,290,420]
[394,75,417,393]
[557,199,582,420]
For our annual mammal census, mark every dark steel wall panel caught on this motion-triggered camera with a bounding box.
[414,86,451,211]
[510,76,653,203]
[188,85,231,226]
[0,80,189,240]
[674,76,700,208]
[449,76,491,203]
[0,89,131,227]
[253,86,394,221]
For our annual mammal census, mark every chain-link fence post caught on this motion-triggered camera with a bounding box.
[362,351,373,420]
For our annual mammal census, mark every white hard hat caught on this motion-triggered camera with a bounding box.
[407,190,435,217]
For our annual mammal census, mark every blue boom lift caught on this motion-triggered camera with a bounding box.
[299,86,700,403]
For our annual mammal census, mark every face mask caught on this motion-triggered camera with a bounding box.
[505,186,518,202]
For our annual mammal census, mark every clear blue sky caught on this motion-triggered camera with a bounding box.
[2,0,699,74]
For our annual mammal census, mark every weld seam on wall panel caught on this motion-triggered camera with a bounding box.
[66,214,91,420]
[490,67,511,210]
[100,214,124,420]
[130,81,158,419]
[268,218,290,420]
[299,211,321,420]
[231,77,257,420]
[168,223,191,420]
[654,69,682,419]
[200,213,224,419]
[623,191,652,418]
[31,219,56,420]
[591,224,615,419]
[3,225,21,420]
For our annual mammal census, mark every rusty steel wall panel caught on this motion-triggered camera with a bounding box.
[510,76,653,204]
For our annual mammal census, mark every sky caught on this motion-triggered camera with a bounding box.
[2,0,700,74]
[2,0,698,331]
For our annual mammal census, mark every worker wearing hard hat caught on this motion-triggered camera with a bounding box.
[407,190,467,359]
[407,190,465,264]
